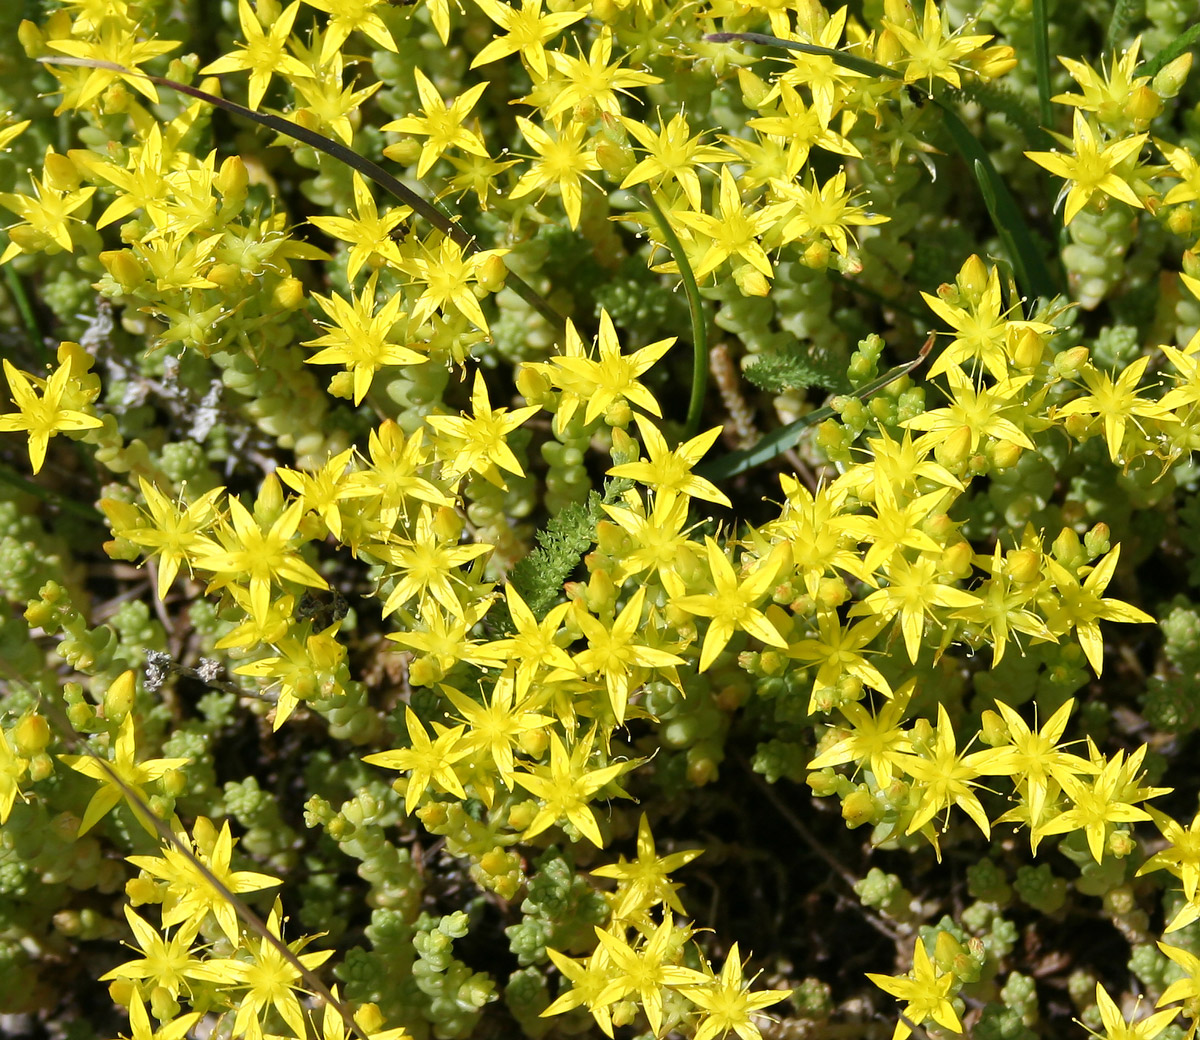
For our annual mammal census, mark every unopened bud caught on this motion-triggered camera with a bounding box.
[476,252,508,293]
[1153,52,1194,99]
[1053,346,1090,379]
[103,671,137,721]
[736,68,771,109]
[1168,205,1195,236]
[934,425,973,468]
[990,440,1023,470]
[1011,327,1045,369]
[1126,84,1162,126]
[216,155,248,202]
[272,276,305,311]
[958,253,989,297]
[43,151,80,191]
[734,264,770,297]
[874,28,904,68]
[14,714,50,754]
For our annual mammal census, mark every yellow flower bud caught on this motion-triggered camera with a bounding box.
[18,19,47,57]
[383,138,423,166]
[103,670,137,721]
[934,425,973,468]
[958,254,990,297]
[1053,526,1082,564]
[874,28,905,68]
[125,876,161,904]
[1153,52,1194,99]
[989,440,1023,470]
[355,1005,386,1034]
[216,155,249,202]
[802,240,832,270]
[108,979,136,1008]
[939,540,974,579]
[841,787,874,826]
[161,768,187,798]
[433,504,463,543]
[1053,346,1090,379]
[1168,205,1194,236]
[418,802,450,830]
[408,656,442,687]
[507,798,539,830]
[43,151,80,192]
[14,713,50,754]
[293,109,322,133]
[1011,327,1045,369]
[206,262,245,290]
[736,68,771,108]
[476,252,508,293]
[595,137,635,180]
[1125,84,1162,126]
[272,276,305,311]
[979,709,1007,746]
[734,265,770,297]
[1063,412,1092,440]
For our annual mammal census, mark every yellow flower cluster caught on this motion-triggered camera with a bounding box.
[3,1,1200,1040]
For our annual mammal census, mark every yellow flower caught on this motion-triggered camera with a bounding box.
[541,310,673,427]
[0,357,103,473]
[194,493,329,627]
[59,677,191,836]
[469,0,585,79]
[674,538,788,672]
[199,0,311,111]
[867,936,964,1040]
[1025,110,1148,225]
[513,728,638,847]
[101,477,224,600]
[881,0,994,90]
[681,941,792,1040]
[607,414,732,509]
[369,504,493,618]
[619,111,732,212]
[673,167,787,284]
[542,27,660,122]
[772,169,888,257]
[381,68,489,177]
[307,173,409,281]
[425,369,539,487]
[363,706,471,813]
[303,272,428,405]
[404,236,510,333]
[1054,355,1169,462]
[560,586,685,723]
[303,0,399,64]
[1039,544,1154,675]
[126,818,280,946]
[1089,982,1179,1040]
[46,22,178,109]
[0,151,96,262]
[509,117,601,230]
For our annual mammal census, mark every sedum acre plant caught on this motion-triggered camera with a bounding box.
[3,0,1200,1039]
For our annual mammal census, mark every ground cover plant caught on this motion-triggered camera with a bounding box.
[3,0,1200,1038]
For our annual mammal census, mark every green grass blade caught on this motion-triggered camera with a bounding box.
[640,188,708,439]
[1032,0,1053,129]
[934,100,1057,301]
[1140,23,1200,79]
